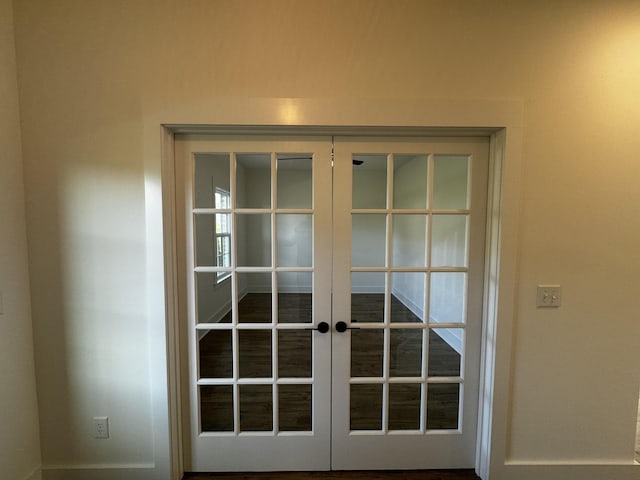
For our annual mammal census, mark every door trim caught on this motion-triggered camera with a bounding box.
[157,123,520,480]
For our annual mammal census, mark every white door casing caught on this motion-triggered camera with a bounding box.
[175,134,488,471]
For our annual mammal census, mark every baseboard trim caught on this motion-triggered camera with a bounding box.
[496,462,640,480]
[391,288,424,320]
[390,288,464,354]
[42,463,156,480]
[24,466,42,480]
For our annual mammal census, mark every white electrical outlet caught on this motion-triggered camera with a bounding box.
[536,285,562,308]
[93,416,109,439]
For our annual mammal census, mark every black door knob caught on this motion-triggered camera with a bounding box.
[335,321,347,332]
[315,321,329,333]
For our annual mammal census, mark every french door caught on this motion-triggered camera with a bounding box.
[175,134,488,472]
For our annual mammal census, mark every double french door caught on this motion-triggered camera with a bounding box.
[175,134,488,472]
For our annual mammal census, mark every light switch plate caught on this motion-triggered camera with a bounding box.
[536,285,561,307]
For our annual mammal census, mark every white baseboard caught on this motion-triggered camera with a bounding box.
[390,288,464,354]
[42,464,157,480]
[277,286,312,293]
[351,285,385,294]
[205,299,233,323]
[430,323,463,355]
[496,462,640,480]
[391,288,424,320]
[24,466,42,480]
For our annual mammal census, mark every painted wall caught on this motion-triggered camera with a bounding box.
[0,0,41,478]
[352,165,388,294]
[10,0,640,478]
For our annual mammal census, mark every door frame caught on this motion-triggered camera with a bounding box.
[154,116,522,480]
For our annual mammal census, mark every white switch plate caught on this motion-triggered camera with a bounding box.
[536,285,561,307]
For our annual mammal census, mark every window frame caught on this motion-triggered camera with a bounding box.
[214,187,231,283]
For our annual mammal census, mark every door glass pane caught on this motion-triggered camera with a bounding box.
[236,153,271,208]
[426,383,460,430]
[200,385,233,432]
[392,214,426,267]
[393,154,427,209]
[194,153,230,209]
[351,329,384,377]
[429,272,467,324]
[433,155,469,210]
[428,328,462,377]
[278,384,312,431]
[431,214,468,267]
[236,214,272,267]
[196,272,232,324]
[277,271,312,323]
[352,154,387,209]
[277,154,312,209]
[277,214,312,267]
[389,329,422,377]
[351,272,385,324]
[199,329,232,378]
[278,330,311,378]
[350,384,383,430]
[193,214,213,266]
[389,383,421,430]
[238,330,272,378]
[390,272,425,323]
[239,384,273,431]
[352,214,386,267]
[237,272,272,323]
[195,213,232,268]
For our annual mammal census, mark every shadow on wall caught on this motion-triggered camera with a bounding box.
[34,161,153,463]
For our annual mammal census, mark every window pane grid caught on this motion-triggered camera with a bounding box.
[194,150,316,436]
[349,152,470,434]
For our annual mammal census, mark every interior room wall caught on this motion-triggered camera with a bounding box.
[11,1,640,478]
[0,0,41,478]
[352,166,387,294]
[13,0,154,470]
[389,156,429,320]
[238,160,314,293]
[428,156,473,353]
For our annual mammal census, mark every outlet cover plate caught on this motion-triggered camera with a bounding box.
[93,416,109,439]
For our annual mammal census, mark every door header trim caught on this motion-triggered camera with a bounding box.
[165,124,500,138]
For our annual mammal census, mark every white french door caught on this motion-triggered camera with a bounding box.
[331,138,488,469]
[175,134,488,472]
[175,136,333,471]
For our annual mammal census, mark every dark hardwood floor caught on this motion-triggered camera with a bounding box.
[199,293,462,432]
[184,470,480,480]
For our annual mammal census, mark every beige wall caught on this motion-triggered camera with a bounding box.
[0,0,41,479]
[11,0,640,478]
